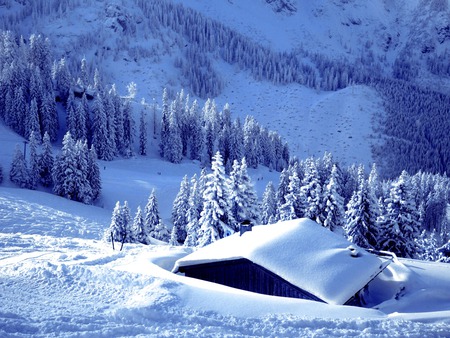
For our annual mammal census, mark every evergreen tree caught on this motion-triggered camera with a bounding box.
[139,107,148,156]
[87,145,101,201]
[144,189,161,243]
[108,201,132,244]
[153,219,170,242]
[320,164,345,231]
[276,167,291,217]
[344,178,379,249]
[38,132,54,187]
[130,205,145,244]
[76,93,89,141]
[378,171,421,258]
[66,91,77,139]
[260,181,277,224]
[26,98,41,142]
[188,99,203,161]
[172,175,190,244]
[10,144,29,188]
[159,88,169,157]
[40,93,59,142]
[92,93,113,161]
[169,226,179,246]
[28,131,40,190]
[243,116,261,169]
[279,168,302,221]
[53,132,78,200]
[165,101,183,163]
[299,159,322,222]
[121,99,135,158]
[109,201,125,243]
[197,152,235,247]
[73,140,93,204]
[185,177,201,247]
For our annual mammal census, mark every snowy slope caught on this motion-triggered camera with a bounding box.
[1,187,450,337]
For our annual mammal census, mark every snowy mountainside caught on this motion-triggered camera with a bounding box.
[5,0,446,167]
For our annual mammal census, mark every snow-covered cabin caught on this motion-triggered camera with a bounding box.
[173,219,389,306]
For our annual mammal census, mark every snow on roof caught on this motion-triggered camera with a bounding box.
[173,218,385,305]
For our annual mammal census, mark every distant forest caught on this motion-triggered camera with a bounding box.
[1,1,450,262]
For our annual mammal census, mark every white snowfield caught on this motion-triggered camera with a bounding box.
[1,187,450,337]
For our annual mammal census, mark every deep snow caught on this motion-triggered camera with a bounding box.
[1,180,450,337]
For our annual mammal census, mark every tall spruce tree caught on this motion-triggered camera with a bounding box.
[144,189,161,243]
[197,152,235,247]
[28,131,39,190]
[319,164,345,231]
[260,181,278,224]
[38,132,54,187]
[378,171,421,258]
[345,178,379,249]
[172,175,190,244]
[10,144,30,188]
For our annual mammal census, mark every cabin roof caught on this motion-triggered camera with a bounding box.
[173,218,386,305]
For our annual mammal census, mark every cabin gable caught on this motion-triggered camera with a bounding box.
[178,258,324,302]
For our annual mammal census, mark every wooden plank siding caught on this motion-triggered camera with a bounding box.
[178,258,325,303]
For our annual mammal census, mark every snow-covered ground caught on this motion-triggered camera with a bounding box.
[1,179,450,337]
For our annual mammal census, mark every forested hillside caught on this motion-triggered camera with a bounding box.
[1,0,450,262]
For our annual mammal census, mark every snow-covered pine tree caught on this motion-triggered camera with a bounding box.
[144,189,161,243]
[53,57,71,103]
[172,175,190,244]
[169,226,178,246]
[121,201,133,243]
[153,219,170,242]
[26,98,41,142]
[344,177,379,249]
[40,92,59,142]
[77,92,89,141]
[184,177,201,247]
[299,158,322,222]
[197,152,235,247]
[109,201,125,243]
[28,131,40,190]
[229,158,259,226]
[279,167,302,221]
[66,91,78,139]
[260,181,277,224]
[52,132,77,200]
[165,100,183,163]
[139,107,147,156]
[159,88,169,158]
[228,118,243,168]
[187,99,203,161]
[10,144,30,188]
[87,145,101,201]
[92,93,113,161]
[73,140,93,204]
[38,131,54,187]
[416,229,440,261]
[130,205,145,244]
[319,164,345,231]
[243,115,261,169]
[103,90,117,157]
[121,99,135,158]
[108,201,132,244]
[378,171,421,258]
[276,167,291,217]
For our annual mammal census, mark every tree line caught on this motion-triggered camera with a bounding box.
[108,151,450,263]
